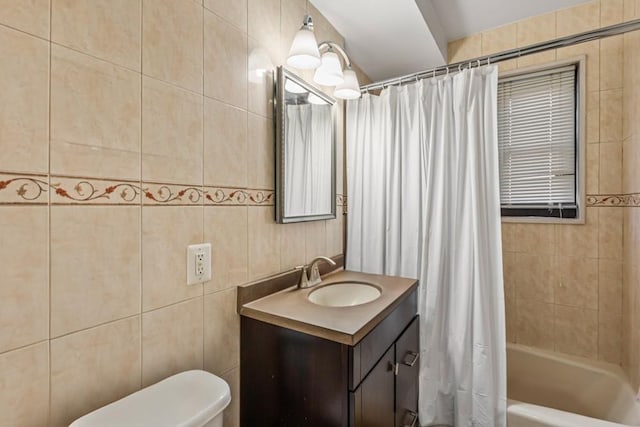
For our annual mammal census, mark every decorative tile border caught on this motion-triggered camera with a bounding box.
[203,187,274,206]
[587,194,640,207]
[142,183,203,206]
[51,177,140,205]
[0,173,49,204]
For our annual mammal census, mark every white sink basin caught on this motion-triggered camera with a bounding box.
[308,282,382,307]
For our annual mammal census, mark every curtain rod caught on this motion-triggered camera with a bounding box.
[360,18,640,92]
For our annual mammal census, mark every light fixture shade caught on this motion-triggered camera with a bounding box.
[313,51,344,86]
[287,27,321,69]
[334,68,361,99]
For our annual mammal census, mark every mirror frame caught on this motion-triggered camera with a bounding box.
[275,66,337,223]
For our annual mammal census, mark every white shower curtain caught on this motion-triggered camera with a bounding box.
[346,66,506,427]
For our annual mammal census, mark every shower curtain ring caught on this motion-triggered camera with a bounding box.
[477,59,481,67]
[433,69,436,78]
[458,64,462,72]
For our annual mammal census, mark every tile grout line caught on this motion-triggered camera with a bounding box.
[47,0,53,423]
[139,0,144,391]
[202,0,206,373]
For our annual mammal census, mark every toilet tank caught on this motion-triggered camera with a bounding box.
[70,370,231,427]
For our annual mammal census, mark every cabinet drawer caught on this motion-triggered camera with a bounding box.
[349,288,417,390]
[395,316,419,427]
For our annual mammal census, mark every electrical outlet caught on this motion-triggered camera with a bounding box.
[187,243,211,285]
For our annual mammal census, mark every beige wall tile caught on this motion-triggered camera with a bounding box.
[517,50,556,69]
[602,0,624,26]
[600,90,624,143]
[142,206,203,311]
[505,289,517,343]
[51,206,140,337]
[555,256,598,309]
[248,206,280,280]
[556,1,601,38]
[623,137,640,193]
[587,90,600,144]
[587,142,600,194]
[50,45,141,180]
[326,215,344,257]
[0,342,49,427]
[0,0,49,38]
[248,0,280,57]
[204,0,247,31]
[204,206,248,293]
[599,317,622,364]
[248,37,276,119]
[600,36,623,91]
[481,24,516,56]
[514,253,554,303]
[599,207,623,260]
[142,0,203,93]
[556,208,599,258]
[221,367,239,427]
[599,259,623,316]
[554,305,598,358]
[52,0,141,70]
[0,207,48,353]
[305,220,327,263]
[623,0,636,20]
[204,10,247,109]
[280,0,307,69]
[448,34,481,63]
[247,113,275,189]
[204,288,239,375]
[599,142,622,193]
[204,98,248,187]
[516,12,556,47]
[142,297,204,386]
[50,317,141,427]
[516,299,554,350]
[280,221,306,270]
[0,26,49,174]
[142,77,204,185]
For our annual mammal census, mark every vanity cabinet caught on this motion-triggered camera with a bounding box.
[240,287,419,427]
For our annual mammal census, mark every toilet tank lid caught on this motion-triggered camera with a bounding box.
[70,370,231,427]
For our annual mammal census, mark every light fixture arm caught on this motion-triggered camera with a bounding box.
[318,41,353,69]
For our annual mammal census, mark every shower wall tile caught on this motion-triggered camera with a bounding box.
[602,0,625,26]
[516,299,554,350]
[326,215,345,258]
[0,342,49,427]
[587,143,600,194]
[0,26,49,175]
[142,297,204,387]
[599,207,624,260]
[142,0,203,93]
[554,305,598,358]
[0,207,49,354]
[599,316,622,363]
[305,220,327,263]
[556,0,601,38]
[248,36,276,119]
[142,76,204,185]
[204,98,248,188]
[248,0,280,57]
[0,0,50,38]
[247,113,275,190]
[248,206,281,280]
[554,256,598,310]
[514,253,554,303]
[51,0,141,71]
[50,45,141,181]
[587,91,600,144]
[280,221,307,270]
[600,35,624,91]
[556,208,599,258]
[481,24,516,56]
[204,0,247,31]
[50,317,141,427]
[600,89,624,142]
[557,39,600,93]
[516,50,556,69]
[516,11,556,47]
[447,34,481,63]
[142,206,204,311]
[599,142,623,194]
[204,10,247,109]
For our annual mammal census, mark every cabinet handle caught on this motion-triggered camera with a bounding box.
[403,410,418,427]
[403,351,420,367]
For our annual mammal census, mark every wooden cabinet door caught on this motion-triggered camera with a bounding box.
[395,316,419,427]
[351,346,395,427]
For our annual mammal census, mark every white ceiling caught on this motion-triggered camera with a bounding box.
[310,0,592,83]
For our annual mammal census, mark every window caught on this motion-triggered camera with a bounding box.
[497,60,584,221]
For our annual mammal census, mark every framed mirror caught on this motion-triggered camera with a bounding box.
[275,66,336,223]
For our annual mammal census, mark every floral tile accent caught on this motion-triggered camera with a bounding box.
[204,187,250,206]
[247,189,274,206]
[51,177,141,205]
[587,194,640,207]
[142,182,204,206]
[0,173,48,204]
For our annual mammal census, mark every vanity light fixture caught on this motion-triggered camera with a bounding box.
[286,15,361,100]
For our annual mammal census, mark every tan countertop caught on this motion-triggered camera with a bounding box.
[239,270,418,346]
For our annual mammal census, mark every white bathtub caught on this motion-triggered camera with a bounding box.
[507,343,640,427]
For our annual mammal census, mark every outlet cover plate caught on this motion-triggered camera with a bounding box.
[187,243,211,285]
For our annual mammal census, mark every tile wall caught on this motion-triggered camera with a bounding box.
[449,0,640,368]
[0,1,367,425]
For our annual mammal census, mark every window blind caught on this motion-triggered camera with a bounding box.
[497,65,577,218]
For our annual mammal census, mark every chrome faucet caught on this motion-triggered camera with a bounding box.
[297,256,337,289]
